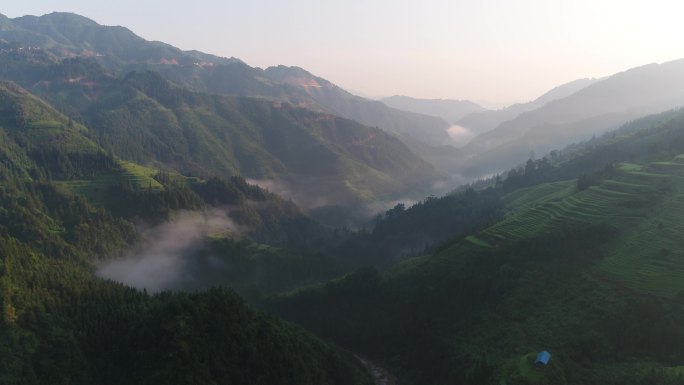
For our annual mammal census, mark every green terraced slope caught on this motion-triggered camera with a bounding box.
[271,110,684,385]
[469,157,684,298]
[56,161,164,206]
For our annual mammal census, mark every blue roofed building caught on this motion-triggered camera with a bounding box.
[535,350,551,366]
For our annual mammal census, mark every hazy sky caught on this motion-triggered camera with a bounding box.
[4,1,684,105]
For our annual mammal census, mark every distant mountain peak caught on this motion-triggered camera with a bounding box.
[268,64,311,75]
[380,95,485,124]
[456,77,600,135]
[0,11,454,165]
[265,65,334,88]
[271,71,332,90]
[44,11,99,24]
[14,11,100,27]
[385,95,478,104]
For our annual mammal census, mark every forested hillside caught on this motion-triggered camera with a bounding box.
[0,12,453,155]
[0,79,374,385]
[0,48,440,210]
[269,108,684,385]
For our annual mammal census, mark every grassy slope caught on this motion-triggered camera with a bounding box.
[477,157,684,298]
[0,80,97,152]
[427,155,684,382]
[55,161,164,206]
[0,80,170,207]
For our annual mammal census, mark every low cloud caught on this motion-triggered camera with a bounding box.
[447,124,476,146]
[245,177,336,210]
[245,178,292,199]
[97,209,239,292]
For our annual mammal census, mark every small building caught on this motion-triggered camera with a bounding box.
[535,350,551,366]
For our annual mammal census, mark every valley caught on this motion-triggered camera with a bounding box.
[2,8,684,385]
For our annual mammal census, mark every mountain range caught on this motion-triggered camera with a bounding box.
[6,10,684,385]
[7,11,684,188]
[0,12,454,151]
[456,78,599,135]
[0,41,441,220]
[380,95,485,124]
[456,60,684,178]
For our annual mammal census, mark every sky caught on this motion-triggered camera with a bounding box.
[4,0,684,105]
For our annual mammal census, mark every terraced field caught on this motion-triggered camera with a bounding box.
[598,190,684,297]
[481,182,645,245]
[472,156,684,298]
[500,181,576,213]
[56,161,163,205]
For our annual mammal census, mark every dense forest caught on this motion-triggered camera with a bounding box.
[0,80,374,384]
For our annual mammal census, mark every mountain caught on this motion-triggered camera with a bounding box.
[0,12,452,202]
[0,12,239,69]
[380,95,486,124]
[0,12,453,151]
[0,49,440,210]
[0,81,374,384]
[457,77,598,135]
[269,107,684,385]
[263,66,454,147]
[457,60,684,178]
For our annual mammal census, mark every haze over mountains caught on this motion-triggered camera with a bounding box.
[6,9,684,385]
[5,11,684,187]
[0,12,453,149]
[456,78,600,135]
[457,60,684,178]
[380,95,485,124]
[379,95,487,146]
[0,12,445,221]
[378,62,684,182]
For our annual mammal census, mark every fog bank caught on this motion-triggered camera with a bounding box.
[97,210,238,292]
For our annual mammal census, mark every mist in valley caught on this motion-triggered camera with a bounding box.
[96,210,240,292]
[446,124,476,146]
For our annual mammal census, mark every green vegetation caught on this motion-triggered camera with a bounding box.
[8,56,439,206]
[269,109,684,384]
[0,15,445,208]
[175,236,345,300]
[8,12,684,384]
[56,161,163,206]
[336,188,502,266]
[0,12,452,156]
[0,81,373,384]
